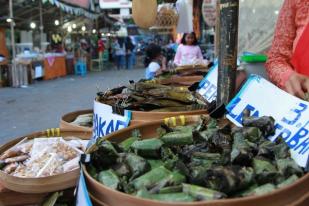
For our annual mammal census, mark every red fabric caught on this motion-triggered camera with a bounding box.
[265,0,309,89]
[98,39,105,53]
[291,23,309,76]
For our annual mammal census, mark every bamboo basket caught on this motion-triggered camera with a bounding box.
[150,4,179,34]
[154,75,204,86]
[83,116,309,206]
[0,129,92,193]
[60,109,93,132]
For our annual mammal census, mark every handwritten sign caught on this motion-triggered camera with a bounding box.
[202,0,217,27]
[93,101,131,140]
[226,75,309,167]
[197,62,218,103]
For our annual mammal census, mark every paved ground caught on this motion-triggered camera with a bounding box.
[0,68,144,144]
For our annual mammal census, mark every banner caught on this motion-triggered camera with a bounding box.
[202,0,217,27]
[93,101,131,140]
[45,0,99,19]
[99,0,132,9]
[61,0,90,9]
[226,75,309,168]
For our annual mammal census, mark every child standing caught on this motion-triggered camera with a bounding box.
[144,44,167,80]
[173,32,204,66]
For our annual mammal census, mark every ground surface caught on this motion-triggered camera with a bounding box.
[0,68,144,144]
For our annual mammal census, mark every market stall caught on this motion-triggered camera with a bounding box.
[43,54,67,80]
[1,0,309,206]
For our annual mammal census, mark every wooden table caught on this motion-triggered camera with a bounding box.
[44,56,67,80]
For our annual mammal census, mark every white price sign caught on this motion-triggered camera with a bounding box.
[93,101,131,140]
[197,62,218,103]
[226,75,309,167]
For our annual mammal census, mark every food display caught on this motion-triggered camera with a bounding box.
[160,65,209,77]
[96,81,208,112]
[71,113,93,127]
[0,137,88,177]
[86,114,305,203]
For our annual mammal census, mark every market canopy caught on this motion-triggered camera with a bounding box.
[0,0,119,33]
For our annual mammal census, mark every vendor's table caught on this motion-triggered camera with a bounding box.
[44,56,67,80]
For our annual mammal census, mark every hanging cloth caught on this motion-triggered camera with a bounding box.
[176,0,193,33]
[291,23,309,77]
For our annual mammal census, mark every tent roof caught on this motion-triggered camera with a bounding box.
[0,0,116,33]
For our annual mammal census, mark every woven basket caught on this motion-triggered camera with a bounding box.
[132,0,157,29]
[150,4,179,34]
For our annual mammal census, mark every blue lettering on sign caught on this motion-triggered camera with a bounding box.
[93,114,128,139]
[106,120,115,135]
[286,120,309,154]
[282,103,308,125]
[115,120,127,130]
[200,79,217,102]
[227,97,260,125]
[275,123,292,141]
[93,114,106,138]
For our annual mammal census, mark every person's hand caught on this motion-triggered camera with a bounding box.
[285,73,309,99]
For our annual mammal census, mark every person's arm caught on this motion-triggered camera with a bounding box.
[265,0,296,89]
[161,56,167,71]
[173,45,182,66]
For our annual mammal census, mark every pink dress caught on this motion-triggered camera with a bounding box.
[174,44,203,66]
[265,0,309,89]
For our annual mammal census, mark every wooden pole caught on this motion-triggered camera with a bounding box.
[216,0,239,105]
[9,0,17,86]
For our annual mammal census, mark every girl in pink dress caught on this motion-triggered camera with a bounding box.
[173,32,204,66]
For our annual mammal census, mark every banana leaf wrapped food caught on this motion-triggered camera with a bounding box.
[131,138,163,158]
[96,81,208,112]
[87,115,306,202]
[98,169,120,190]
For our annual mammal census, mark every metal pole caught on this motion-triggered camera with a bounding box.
[9,0,17,86]
[216,0,239,106]
[39,0,44,51]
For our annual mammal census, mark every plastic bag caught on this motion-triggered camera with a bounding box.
[176,0,193,33]
[238,0,283,53]
[63,156,80,173]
